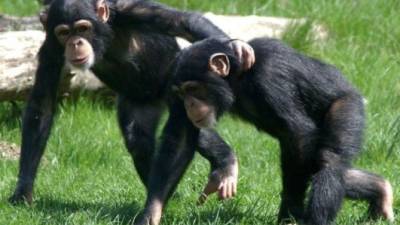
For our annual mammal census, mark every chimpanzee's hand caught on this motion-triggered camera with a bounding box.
[229,40,255,71]
[197,159,239,205]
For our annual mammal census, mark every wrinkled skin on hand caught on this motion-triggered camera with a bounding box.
[229,40,256,71]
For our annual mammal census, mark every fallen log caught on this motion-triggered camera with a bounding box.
[0,13,327,102]
[0,14,42,32]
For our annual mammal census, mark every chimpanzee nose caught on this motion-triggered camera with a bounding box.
[184,97,196,109]
[189,100,195,108]
[69,38,83,48]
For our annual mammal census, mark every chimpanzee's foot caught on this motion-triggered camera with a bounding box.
[197,158,239,205]
[135,199,163,225]
[8,186,33,205]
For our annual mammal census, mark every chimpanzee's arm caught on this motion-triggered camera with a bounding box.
[196,129,239,204]
[9,42,63,204]
[114,0,227,42]
[197,129,237,171]
[138,100,198,225]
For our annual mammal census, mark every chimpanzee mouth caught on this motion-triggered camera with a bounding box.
[194,115,207,123]
[195,117,205,124]
[72,56,89,65]
[66,54,95,72]
[193,113,216,128]
[195,114,210,124]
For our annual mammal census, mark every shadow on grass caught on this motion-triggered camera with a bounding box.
[10,197,379,224]
[188,208,272,225]
[22,196,271,225]
[32,196,142,224]
[179,199,274,225]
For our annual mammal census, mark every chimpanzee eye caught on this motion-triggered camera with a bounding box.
[191,86,207,98]
[58,30,70,36]
[181,81,207,99]
[74,20,93,34]
[54,25,71,43]
[55,25,70,37]
[76,25,90,33]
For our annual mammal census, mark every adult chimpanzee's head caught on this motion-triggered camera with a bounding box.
[41,0,113,71]
[172,38,241,128]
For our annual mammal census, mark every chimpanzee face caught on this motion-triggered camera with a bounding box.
[173,81,217,128]
[54,19,97,70]
[172,52,234,128]
[43,0,111,71]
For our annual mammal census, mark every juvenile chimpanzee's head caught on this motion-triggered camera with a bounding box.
[42,0,113,71]
[172,38,241,128]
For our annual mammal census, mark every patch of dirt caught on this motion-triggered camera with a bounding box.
[0,141,20,160]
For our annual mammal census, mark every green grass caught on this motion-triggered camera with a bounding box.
[0,0,40,16]
[1,0,400,224]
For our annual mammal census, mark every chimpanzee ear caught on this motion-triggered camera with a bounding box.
[96,0,110,23]
[209,53,231,77]
[39,6,50,29]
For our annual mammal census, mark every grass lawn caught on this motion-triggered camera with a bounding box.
[1,0,399,224]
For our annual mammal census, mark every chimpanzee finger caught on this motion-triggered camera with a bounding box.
[197,179,220,205]
[232,180,237,197]
[241,46,251,71]
[218,180,227,200]
[245,45,256,70]
[231,42,243,67]
[226,179,232,198]
[232,40,256,71]
[197,192,208,205]
[249,46,255,69]
[250,46,256,67]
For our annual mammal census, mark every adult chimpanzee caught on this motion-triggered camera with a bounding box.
[9,0,255,205]
[138,38,394,225]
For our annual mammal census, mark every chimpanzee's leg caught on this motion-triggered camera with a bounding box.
[117,95,164,187]
[344,168,394,222]
[136,101,198,225]
[306,94,365,225]
[278,143,310,224]
[307,153,347,225]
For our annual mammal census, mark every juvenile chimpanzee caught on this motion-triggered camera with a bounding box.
[139,38,394,225]
[9,0,256,205]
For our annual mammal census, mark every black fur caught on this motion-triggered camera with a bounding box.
[9,0,237,207]
[144,38,391,225]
